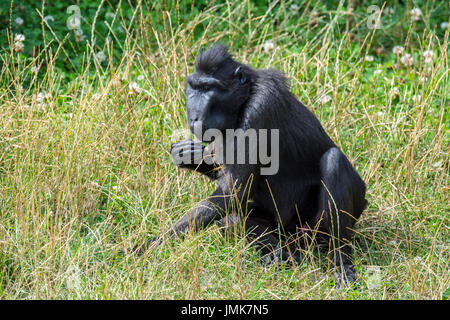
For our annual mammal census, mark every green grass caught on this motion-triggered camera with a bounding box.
[0,0,448,299]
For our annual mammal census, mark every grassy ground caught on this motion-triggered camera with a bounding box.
[0,1,448,299]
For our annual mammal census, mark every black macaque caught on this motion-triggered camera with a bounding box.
[140,45,367,285]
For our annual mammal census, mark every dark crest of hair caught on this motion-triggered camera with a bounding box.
[195,44,235,75]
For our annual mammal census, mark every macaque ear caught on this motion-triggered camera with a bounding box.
[234,66,247,84]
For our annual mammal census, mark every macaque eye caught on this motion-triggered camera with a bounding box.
[234,66,247,84]
[202,85,211,91]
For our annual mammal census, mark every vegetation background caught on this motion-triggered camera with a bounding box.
[0,0,448,299]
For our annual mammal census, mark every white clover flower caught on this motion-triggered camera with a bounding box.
[410,8,422,22]
[91,181,100,188]
[290,4,300,13]
[374,69,382,76]
[263,40,275,53]
[318,95,332,104]
[389,240,398,246]
[128,82,141,94]
[384,7,394,15]
[393,46,404,55]
[92,93,102,101]
[75,32,86,43]
[137,75,145,81]
[96,51,106,62]
[365,55,374,62]
[44,15,55,23]
[106,12,115,19]
[441,22,450,29]
[390,87,399,97]
[14,41,24,53]
[377,111,384,116]
[37,93,45,103]
[77,34,87,42]
[400,53,413,67]
[14,34,25,42]
[15,17,24,26]
[37,92,51,103]
[423,50,434,64]
[432,161,442,168]
[67,15,80,30]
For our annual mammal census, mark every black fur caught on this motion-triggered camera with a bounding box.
[195,44,236,76]
[143,45,367,285]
